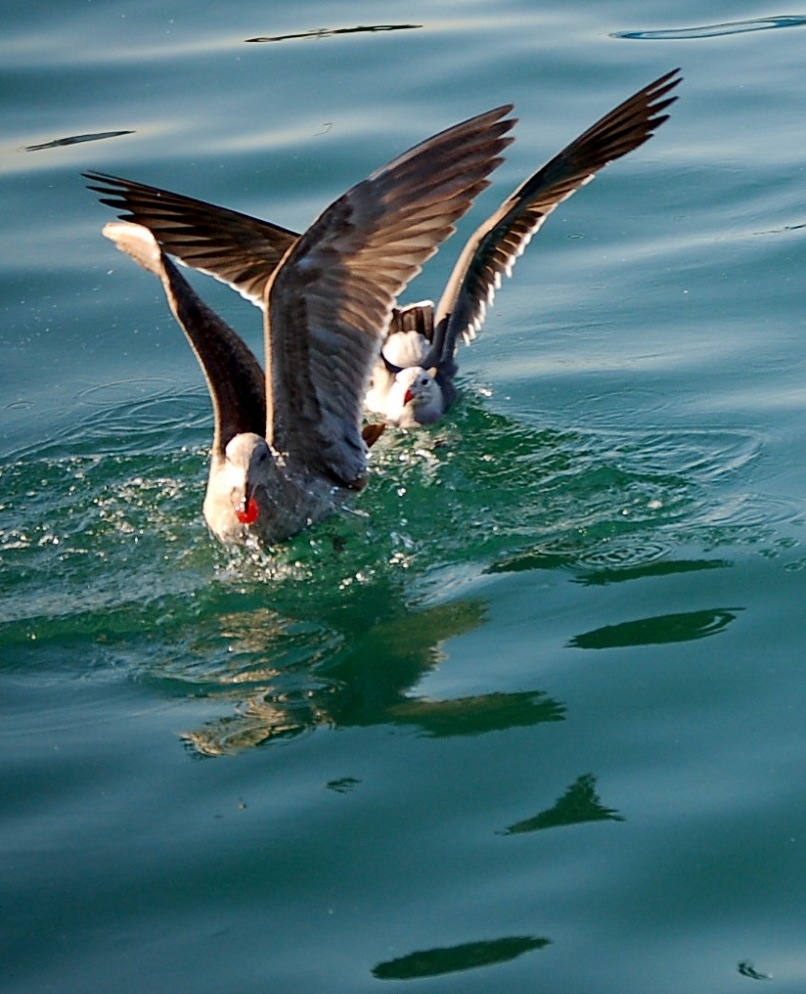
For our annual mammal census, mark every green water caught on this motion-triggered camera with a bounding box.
[2,2,805,991]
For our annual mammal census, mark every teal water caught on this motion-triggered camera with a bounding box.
[2,2,805,991]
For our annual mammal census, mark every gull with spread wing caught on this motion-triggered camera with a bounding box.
[94,107,515,546]
[86,69,680,428]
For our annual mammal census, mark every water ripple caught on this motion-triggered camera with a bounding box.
[245,23,422,44]
[7,382,209,462]
[1,400,787,634]
[2,393,798,753]
[24,130,134,152]
[613,15,806,41]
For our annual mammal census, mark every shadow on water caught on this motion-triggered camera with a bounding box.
[0,389,782,755]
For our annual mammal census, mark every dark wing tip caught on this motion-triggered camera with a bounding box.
[83,170,141,216]
[645,67,683,110]
[83,169,128,197]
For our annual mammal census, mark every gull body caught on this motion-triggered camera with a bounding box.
[102,223,343,545]
[87,70,681,428]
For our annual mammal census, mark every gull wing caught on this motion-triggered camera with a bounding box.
[265,105,516,485]
[85,171,297,308]
[102,221,266,457]
[428,68,682,366]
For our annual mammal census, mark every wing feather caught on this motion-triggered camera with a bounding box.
[430,68,682,363]
[84,171,297,307]
[266,106,516,485]
[101,221,266,456]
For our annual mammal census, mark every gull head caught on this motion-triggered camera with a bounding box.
[394,367,444,426]
[222,432,272,525]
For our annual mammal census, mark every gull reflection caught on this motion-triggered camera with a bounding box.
[737,961,773,981]
[178,587,565,756]
[372,934,550,980]
[569,607,741,650]
[501,773,624,835]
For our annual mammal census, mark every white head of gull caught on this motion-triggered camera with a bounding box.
[96,106,515,546]
[86,69,681,429]
[383,366,445,427]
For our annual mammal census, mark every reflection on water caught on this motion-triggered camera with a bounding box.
[573,556,729,585]
[613,15,806,40]
[372,935,550,980]
[388,691,563,737]
[489,546,730,579]
[172,570,741,755]
[246,23,422,44]
[325,776,361,793]
[24,131,134,152]
[737,961,773,981]
[502,773,623,835]
[568,607,740,650]
[177,591,566,756]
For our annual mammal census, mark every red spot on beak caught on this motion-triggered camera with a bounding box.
[236,497,259,525]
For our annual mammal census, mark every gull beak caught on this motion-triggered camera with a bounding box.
[235,488,260,525]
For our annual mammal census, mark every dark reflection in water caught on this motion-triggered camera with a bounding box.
[574,557,730,587]
[325,776,361,793]
[569,607,740,650]
[25,131,134,152]
[488,546,729,584]
[737,961,773,981]
[246,24,421,43]
[179,589,566,756]
[372,934,550,980]
[389,691,563,737]
[613,15,806,40]
[502,773,623,835]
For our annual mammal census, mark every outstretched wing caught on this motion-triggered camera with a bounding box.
[85,171,298,307]
[102,221,266,456]
[266,106,516,485]
[428,68,681,365]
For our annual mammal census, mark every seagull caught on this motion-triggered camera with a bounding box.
[93,107,515,546]
[86,69,681,427]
